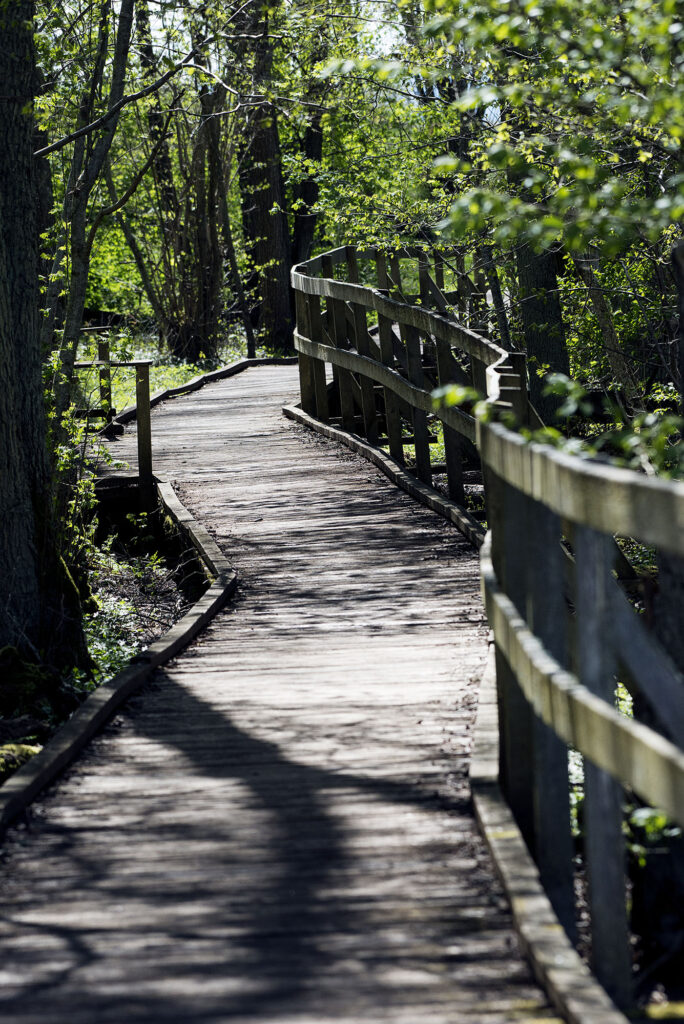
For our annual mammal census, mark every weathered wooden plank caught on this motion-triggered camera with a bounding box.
[0,365,556,1024]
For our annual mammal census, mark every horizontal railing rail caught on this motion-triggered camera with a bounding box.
[73,356,153,490]
[480,417,684,1008]
[292,244,528,536]
[291,244,684,1015]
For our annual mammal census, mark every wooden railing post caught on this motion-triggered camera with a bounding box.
[135,361,154,501]
[435,337,465,504]
[388,255,433,480]
[496,479,536,847]
[307,293,329,422]
[507,351,529,425]
[346,246,378,443]
[404,323,432,485]
[527,499,576,940]
[322,252,356,433]
[574,525,632,1008]
[295,289,317,417]
[97,337,113,422]
[433,250,445,292]
[375,252,405,463]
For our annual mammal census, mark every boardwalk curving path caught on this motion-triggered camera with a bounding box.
[0,365,559,1023]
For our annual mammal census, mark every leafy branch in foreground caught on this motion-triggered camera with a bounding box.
[432,373,684,478]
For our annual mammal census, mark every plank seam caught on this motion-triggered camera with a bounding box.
[0,479,237,837]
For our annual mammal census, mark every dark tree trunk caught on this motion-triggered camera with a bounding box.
[240,106,293,350]
[516,244,570,422]
[291,112,323,266]
[239,5,293,352]
[653,243,684,676]
[0,0,84,666]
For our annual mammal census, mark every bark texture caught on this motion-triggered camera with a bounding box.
[516,244,570,422]
[0,0,81,661]
[240,4,294,352]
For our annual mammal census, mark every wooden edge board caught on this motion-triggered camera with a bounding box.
[112,356,298,425]
[0,478,238,838]
[282,403,484,549]
[471,646,629,1024]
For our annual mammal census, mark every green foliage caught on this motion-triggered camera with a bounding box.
[0,744,43,785]
[434,372,683,477]
[627,806,682,869]
[421,0,684,255]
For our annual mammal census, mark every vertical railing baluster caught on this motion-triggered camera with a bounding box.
[508,351,529,425]
[307,292,329,422]
[295,288,317,416]
[347,246,378,443]
[135,361,154,507]
[375,252,405,463]
[98,336,113,422]
[496,480,536,847]
[434,337,465,504]
[322,252,356,433]
[527,499,576,940]
[433,249,445,293]
[574,525,632,1009]
[404,323,432,485]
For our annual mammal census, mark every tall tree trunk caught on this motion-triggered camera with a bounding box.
[516,244,570,422]
[572,255,638,401]
[291,110,323,266]
[240,5,293,351]
[205,93,257,358]
[0,0,84,666]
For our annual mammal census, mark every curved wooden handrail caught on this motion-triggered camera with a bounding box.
[295,330,478,442]
[291,243,684,1013]
[481,535,684,823]
[291,244,528,510]
[479,419,684,557]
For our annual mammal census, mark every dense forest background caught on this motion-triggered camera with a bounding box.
[1,0,683,680]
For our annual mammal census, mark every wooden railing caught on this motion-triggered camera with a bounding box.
[292,244,528,541]
[481,423,684,1007]
[74,352,153,490]
[291,244,684,1012]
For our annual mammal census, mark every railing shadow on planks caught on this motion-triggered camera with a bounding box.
[291,243,684,1012]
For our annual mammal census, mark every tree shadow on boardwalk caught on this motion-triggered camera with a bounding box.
[0,675,543,1024]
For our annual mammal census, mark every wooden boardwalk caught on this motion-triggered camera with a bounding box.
[0,366,559,1023]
